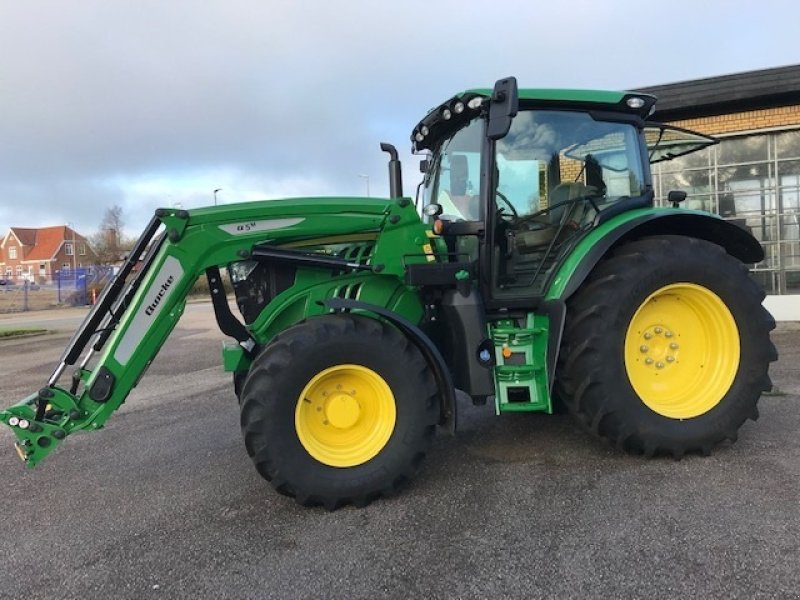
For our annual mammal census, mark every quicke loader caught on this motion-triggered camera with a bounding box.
[1,77,777,509]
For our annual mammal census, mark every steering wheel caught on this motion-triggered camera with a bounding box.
[495,191,518,219]
[514,190,605,230]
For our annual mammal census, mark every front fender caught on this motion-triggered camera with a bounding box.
[545,208,764,301]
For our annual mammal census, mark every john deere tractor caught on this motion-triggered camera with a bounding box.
[1,77,776,509]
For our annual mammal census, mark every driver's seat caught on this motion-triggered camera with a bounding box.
[513,182,591,252]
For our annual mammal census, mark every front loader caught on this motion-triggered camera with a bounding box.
[1,77,776,509]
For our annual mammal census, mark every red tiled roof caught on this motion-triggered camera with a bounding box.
[9,227,37,246]
[2,225,92,262]
[24,226,70,260]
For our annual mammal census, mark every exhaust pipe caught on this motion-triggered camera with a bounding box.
[380,143,403,199]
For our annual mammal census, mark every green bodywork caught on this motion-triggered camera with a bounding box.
[0,81,746,471]
[0,196,434,466]
[490,314,550,415]
[0,194,738,467]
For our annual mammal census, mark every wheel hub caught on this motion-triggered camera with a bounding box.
[624,283,740,419]
[295,364,397,467]
[637,325,680,370]
[325,393,361,429]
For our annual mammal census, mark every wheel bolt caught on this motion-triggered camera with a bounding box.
[640,345,649,353]
[665,331,673,338]
[656,362,665,369]
[654,327,663,334]
[666,356,675,363]
[670,343,679,350]
[644,332,652,340]
[645,358,654,365]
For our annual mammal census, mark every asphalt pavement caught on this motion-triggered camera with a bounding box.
[0,306,798,599]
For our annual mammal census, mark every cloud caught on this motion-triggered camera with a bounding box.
[0,0,797,235]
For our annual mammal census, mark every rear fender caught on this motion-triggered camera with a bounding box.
[546,208,764,301]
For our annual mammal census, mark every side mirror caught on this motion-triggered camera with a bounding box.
[668,190,687,208]
[487,76,519,141]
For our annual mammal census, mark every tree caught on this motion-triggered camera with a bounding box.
[92,205,133,265]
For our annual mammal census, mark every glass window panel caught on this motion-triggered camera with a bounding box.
[780,213,800,241]
[780,241,800,269]
[786,270,800,294]
[724,186,777,216]
[718,164,773,190]
[775,130,800,160]
[764,243,782,270]
[659,171,712,196]
[750,271,778,295]
[778,160,800,215]
[656,145,711,173]
[718,163,777,214]
[776,158,800,177]
[717,135,768,165]
[781,185,800,213]
[682,194,714,213]
[735,214,779,243]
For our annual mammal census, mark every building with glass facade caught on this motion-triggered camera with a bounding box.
[638,65,800,317]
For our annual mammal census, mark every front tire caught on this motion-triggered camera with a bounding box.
[556,236,776,458]
[240,314,438,509]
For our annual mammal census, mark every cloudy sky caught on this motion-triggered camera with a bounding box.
[1,0,798,237]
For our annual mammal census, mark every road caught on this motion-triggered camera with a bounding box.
[0,306,798,599]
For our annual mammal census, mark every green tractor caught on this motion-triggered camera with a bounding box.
[1,77,776,509]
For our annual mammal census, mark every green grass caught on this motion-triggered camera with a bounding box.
[0,327,47,338]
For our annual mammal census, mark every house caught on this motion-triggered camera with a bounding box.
[0,225,98,283]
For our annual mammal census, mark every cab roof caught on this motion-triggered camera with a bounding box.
[411,87,657,152]
[468,87,631,104]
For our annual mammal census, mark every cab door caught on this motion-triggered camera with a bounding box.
[484,110,650,307]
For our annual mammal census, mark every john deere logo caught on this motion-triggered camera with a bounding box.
[145,276,175,315]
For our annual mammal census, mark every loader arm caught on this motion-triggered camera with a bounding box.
[0,196,426,467]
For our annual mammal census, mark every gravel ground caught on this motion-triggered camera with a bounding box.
[0,307,798,599]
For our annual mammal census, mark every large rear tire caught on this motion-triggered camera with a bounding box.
[240,314,438,509]
[555,236,776,458]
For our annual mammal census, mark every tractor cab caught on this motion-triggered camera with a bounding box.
[414,79,715,304]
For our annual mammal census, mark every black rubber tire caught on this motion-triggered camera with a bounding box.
[233,371,247,403]
[555,235,777,458]
[240,314,439,509]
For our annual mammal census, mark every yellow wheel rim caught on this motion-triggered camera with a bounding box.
[624,283,740,419]
[295,364,396,467]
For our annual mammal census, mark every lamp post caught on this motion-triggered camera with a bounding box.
[214,188,223,206]
[358,174,370,197]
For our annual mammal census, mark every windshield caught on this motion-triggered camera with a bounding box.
[423,117,484,220]
[423,110,647,222]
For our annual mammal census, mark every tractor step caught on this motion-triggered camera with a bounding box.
[490,317,551,415]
